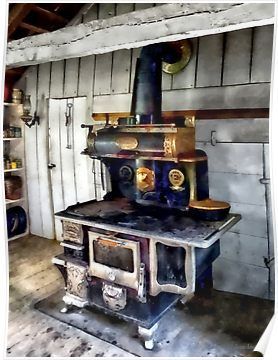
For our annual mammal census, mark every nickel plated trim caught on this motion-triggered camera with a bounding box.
[55,213,241,249]
[149,238,196,297]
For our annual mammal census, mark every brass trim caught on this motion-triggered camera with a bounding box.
[116,136,138,150]
[162,40,192,75]
[164,128,195,158]
[136,167,155,192]
[185,163,197,201]
[164,133,176,157]
[184,116,195,128]
[169,169,185,190]
[117,126,177,133]
[189,199,230,210]
[95,153,207,163]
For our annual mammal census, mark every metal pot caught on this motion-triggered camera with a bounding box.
[189,199,231,221]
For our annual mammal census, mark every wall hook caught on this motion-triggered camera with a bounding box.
[65,103,73,149]
[210,130,217,146]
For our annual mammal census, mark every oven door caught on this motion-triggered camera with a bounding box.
[149,238,195,296]
[88,231,141,290]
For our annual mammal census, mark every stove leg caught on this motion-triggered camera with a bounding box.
[60,305,71,314]
[60,295,73,314]
[60,293,88,314]
[138,323,158,350]
[180,292,194,305]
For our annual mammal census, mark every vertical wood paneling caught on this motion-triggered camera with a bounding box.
[102,162,112,194]
[128,3,155,93]
[116,3,134,15]
[49,64,65,238]
[213,258,269,299]
[60,98,77,208]
[25,66,43,236]
[37,63,54,239]
[78,56,95,98]
[221,232,268,267]
[251,25,273,83]
[48,99,64,240]
[229,202,267,239]
[77,56,97,200]
[94,3,115,96]
[49,98,94,239]
[83,4,98,22]
[264,144,274,258]
[197,143,263,175]
[172,38,198,89]
[130,47,141,93]
[86,157,97,201]
[222,29,252,85]
[135,3,154,10]
[209,172,265,206]
[64,59,79,97]
[98,3,115,19]
[111,49,131,94]
[48,99,64,210]
[78,55,95,121]
[50,60,64,98]
[107,0,134,98]
[196,34,223,87]
[93,159,104,201]
[94,54,113,95]
[72,97,96,203]
[162,71,172,91]
[196,118,269,143]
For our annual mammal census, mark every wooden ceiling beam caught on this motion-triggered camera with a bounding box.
[6,3,274,68]
[8,4,34,38]
[32,6,67,25]
[19,22,48,34]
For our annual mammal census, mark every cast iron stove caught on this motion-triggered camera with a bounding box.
[52,41,241,349]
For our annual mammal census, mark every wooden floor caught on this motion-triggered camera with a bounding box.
[7,235,134,357]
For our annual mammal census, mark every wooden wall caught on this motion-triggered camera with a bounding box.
[18,3,274,299]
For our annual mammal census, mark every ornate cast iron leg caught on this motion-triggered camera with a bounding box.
[138,322,159,350]
[60,304,72,313]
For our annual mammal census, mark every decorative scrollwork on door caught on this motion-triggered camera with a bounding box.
[66,262,87,299]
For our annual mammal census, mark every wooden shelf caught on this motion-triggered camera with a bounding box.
[4,102,19,107]
[92,108,269,123]
[4,103,29,243]
[4,167,24,173]
[8,230,29,242]
[6,198,25,205]
[3,137,22,141]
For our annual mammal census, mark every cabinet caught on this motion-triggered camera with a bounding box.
[3,103,29,240]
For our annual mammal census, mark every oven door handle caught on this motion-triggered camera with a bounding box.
[96,235,126,247]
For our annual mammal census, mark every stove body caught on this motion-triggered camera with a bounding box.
[52,42,240,349]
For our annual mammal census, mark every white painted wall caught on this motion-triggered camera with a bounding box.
[18,3,274,300]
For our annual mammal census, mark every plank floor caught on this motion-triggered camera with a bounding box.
[7,234,134,357]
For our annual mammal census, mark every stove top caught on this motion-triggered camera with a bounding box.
[56,199,240,248]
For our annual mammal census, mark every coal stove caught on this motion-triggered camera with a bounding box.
[52,41,241,350]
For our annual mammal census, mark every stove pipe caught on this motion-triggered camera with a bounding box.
[130,43,182,124]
